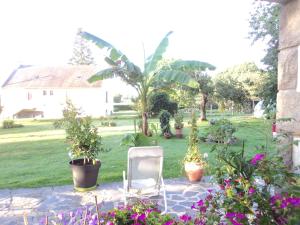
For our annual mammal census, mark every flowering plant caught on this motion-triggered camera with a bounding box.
[193,144,300,224]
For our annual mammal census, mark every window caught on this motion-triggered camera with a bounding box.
[43,90,47,95]
[27,92,32,100]
[50,90,53,95]
[105,91,108,103]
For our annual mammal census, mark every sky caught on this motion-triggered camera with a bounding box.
[0,0,265,85]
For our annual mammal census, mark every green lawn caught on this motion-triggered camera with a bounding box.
[0,113,274,189]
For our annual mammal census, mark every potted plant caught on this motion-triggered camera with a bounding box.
[183,111,207,182]
[57,100,108,191]
[159,110,172,139]
[174,111,184,138]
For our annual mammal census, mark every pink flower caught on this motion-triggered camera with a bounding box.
[251,153,265,165]
[179,214,192,222]
[248,187,255,195]
[197,200,204,206]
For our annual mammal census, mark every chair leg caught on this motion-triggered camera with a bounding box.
[161,188,167,214]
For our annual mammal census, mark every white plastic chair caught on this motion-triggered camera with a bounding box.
[122,146,167,214]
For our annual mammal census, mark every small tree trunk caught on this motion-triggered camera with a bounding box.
[200,94,208,121]
[142,112,148,135]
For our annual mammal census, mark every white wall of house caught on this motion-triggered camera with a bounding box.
[0,86,113,119]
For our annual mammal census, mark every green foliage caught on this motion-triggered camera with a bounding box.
[80,30,214,135]
[174,111,184,129]
[183,111,206,166]
[158,110,171,135]
[216,62,266,100]
[248,2,279,109]
[149,92,178,116]
[69,28,94,65]
[120,132,152,147]
[55,100,108,163]
[2,120,23,129]
[207,144,299,224]
[204,119,237,144]
[214,75,250,110]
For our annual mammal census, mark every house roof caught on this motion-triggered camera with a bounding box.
[2,65,102,89]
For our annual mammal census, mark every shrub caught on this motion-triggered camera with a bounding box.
[194,144,300,224]
[2,119,23,129]
[120,133,152,147]
[55,100,109,164]
[159,110,172,136]
[149,92,178,116]
[204,118,237,144]
[174,111,184,129]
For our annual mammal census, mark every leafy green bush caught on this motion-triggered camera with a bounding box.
[2,120,23,129]
[149,92,177,116]
[194,144,300,224]
[120,133,153,147]
[174,111,184,129]
[55,100,109,164]
[203,118,237,144]
[159,110,172,136]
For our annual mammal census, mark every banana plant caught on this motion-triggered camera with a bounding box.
[80,30,215,135]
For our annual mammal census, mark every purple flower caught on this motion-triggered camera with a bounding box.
[131,213,138,220]
[251,153,265,165]
[200,206,207,213]
[137,213,146,222]
[248,187,255,195]
[179,214,192,222]
[287,197,300,206]
[235,213,246,219]
[225,212,235,218]
[197,200,204,206]
[57,212,64,221]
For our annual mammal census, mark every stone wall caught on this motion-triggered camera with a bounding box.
[277,0,300,135]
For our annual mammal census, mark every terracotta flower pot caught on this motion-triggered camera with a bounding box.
[70,159,101,191]
[175,128,183,138]
[184,162,204,182]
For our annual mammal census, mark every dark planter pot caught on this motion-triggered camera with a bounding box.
[69,159,101,191]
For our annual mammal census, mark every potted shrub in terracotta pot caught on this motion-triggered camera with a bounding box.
[183,111,207,182]
[57,100,109,191]
[174,111,184,138]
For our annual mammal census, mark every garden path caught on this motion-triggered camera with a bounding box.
[0,177,216,225]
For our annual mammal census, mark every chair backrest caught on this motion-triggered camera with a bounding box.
[127,146,163,189]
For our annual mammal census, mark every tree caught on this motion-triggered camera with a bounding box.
[216,62,266,103]
[80,31,215,135]
[214,76,250,112]
[248,2,280,110]
[69,29,94,65]
[183,73,214,121]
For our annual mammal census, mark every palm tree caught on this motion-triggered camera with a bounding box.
[80,31,215,135]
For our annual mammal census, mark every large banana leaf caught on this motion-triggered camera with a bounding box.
[88,68,116,83]
[144,31,173,75]
[155,70,198,88]
[79,31,128,62]
[169,60,216,72]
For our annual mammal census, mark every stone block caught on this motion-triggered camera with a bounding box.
[277,90,300,134]
[278,46,298,90]
[279,0,300,49]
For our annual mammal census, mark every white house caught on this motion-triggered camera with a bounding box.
[0,65,116,119]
